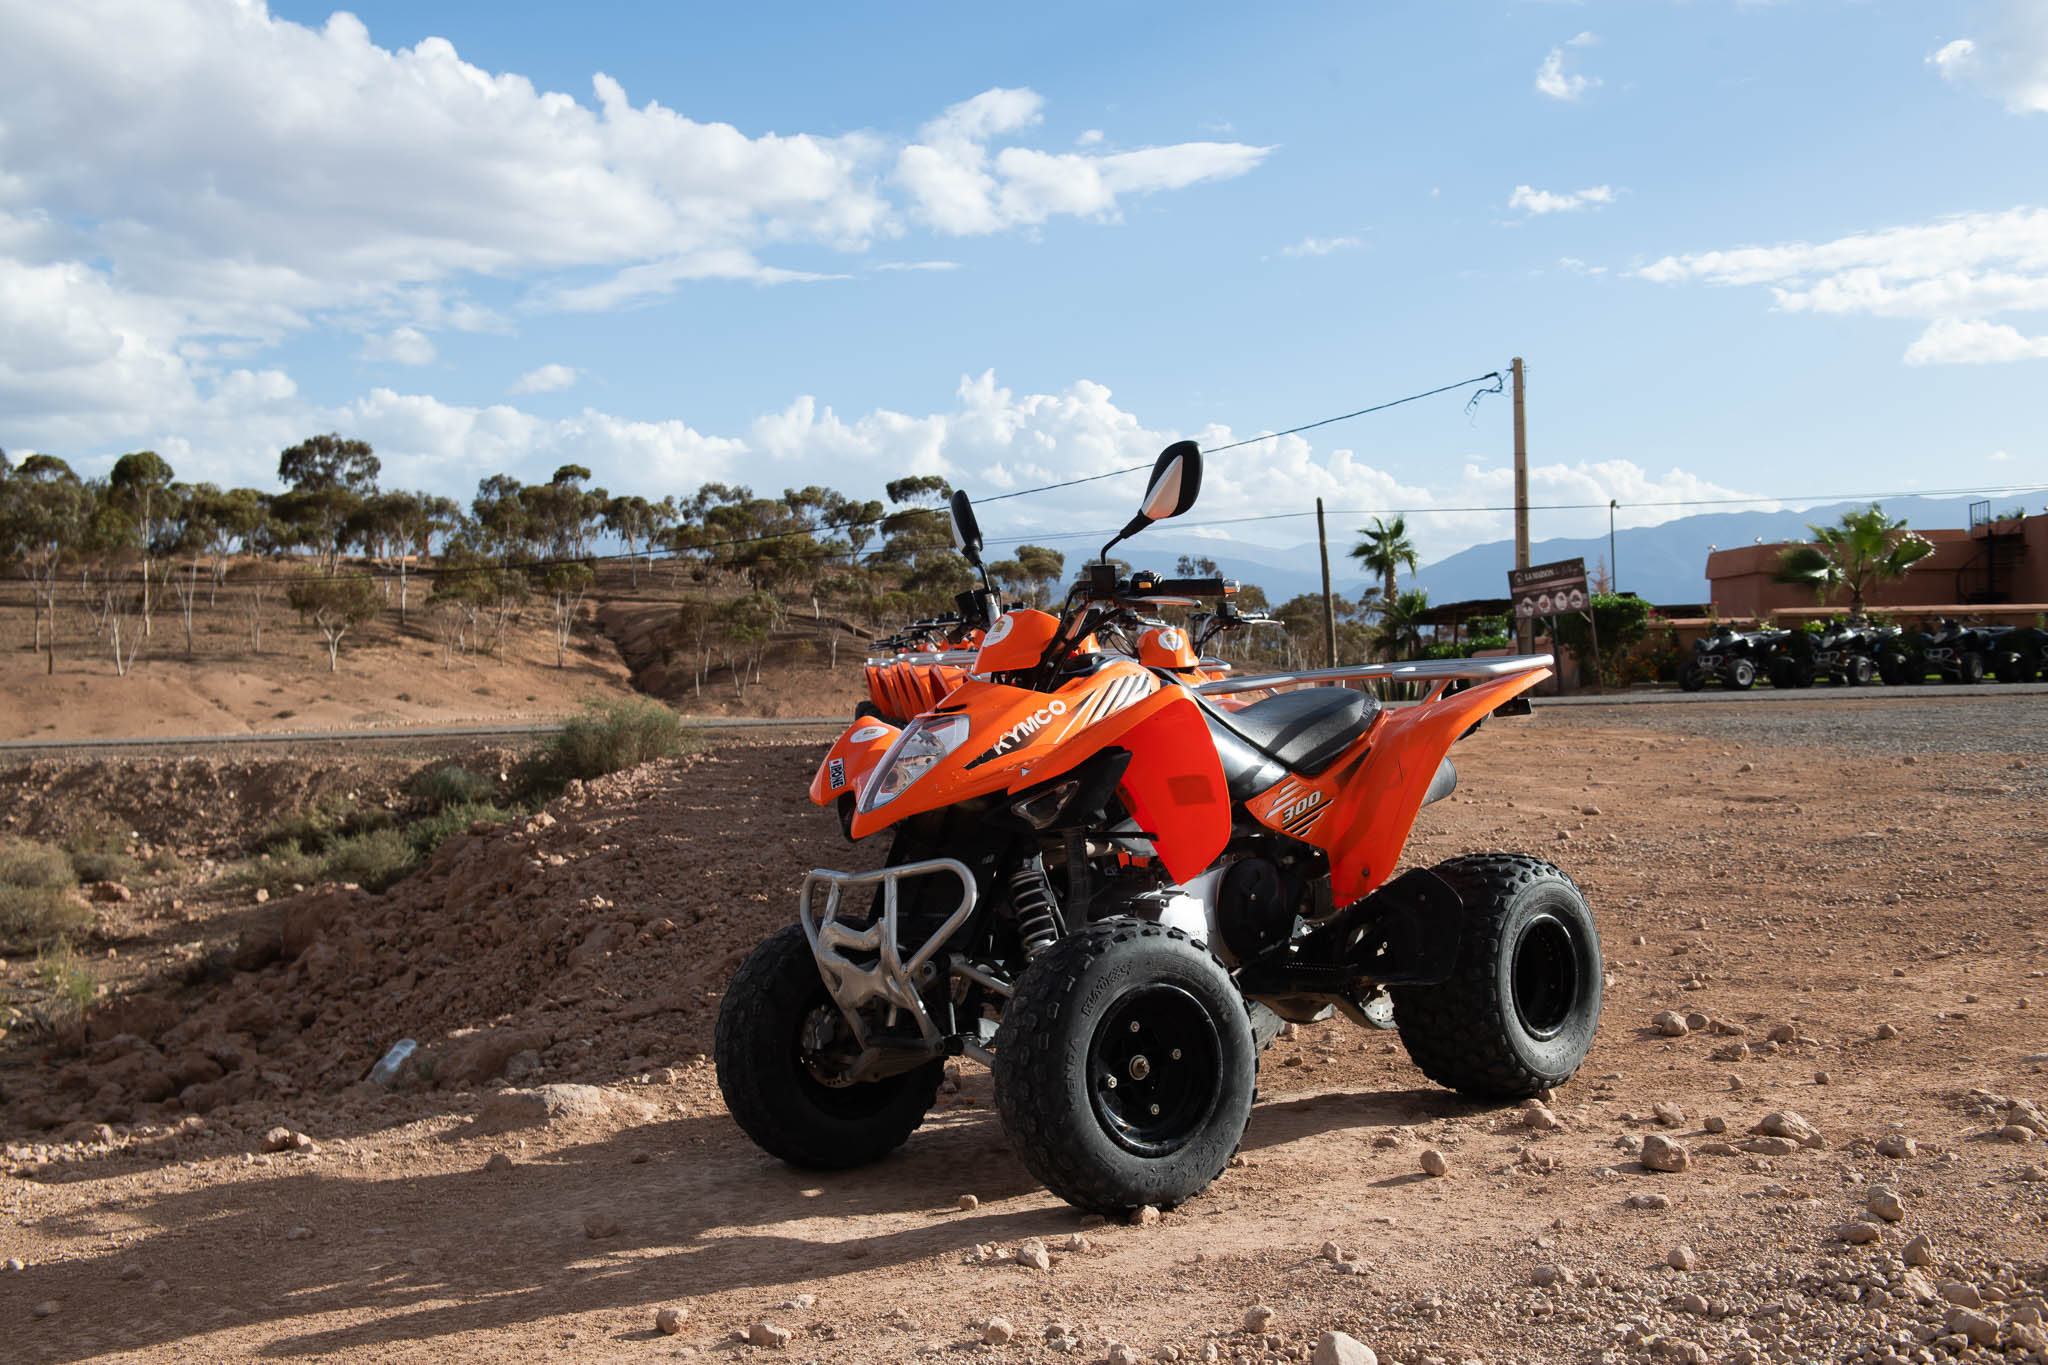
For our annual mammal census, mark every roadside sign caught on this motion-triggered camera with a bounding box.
[1509,558,1588,620]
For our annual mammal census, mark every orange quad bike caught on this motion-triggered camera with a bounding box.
[858,607,989,726]
[716,444,1602,1214]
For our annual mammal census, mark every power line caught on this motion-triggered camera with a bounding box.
[975,372,1504,504]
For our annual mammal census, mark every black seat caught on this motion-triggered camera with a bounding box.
[1201,686,1379,779]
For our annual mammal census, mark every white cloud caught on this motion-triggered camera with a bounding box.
[1928,3,2048,114]
[1558,257,1607,275]
[1279,236,1365,258]
[1535,36,1601,101]
[1509,184,1616,215]
[510,363,580,394]
[1076,129,1104,146]
[0,2,1272,439]
[1902,318,2048,365]
[360,326,436,366]
[1637,207,2048,362]
[871,260,960,272]
[894,88,1269,234]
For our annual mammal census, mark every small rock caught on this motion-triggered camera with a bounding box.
[656,1307,689,1335]
[253,887,269,904]
[1703,1116,1727,1134]
[983,1317,1015,1345]
[1523,1105,1561,1130]
[1766,1025,1797,1044]
[1750,1111,1823,1146]
[1131,1204,1160,1227]
[1668,1245,1697,1270]
[1867,1185,1905,1221]
[1014,1240,1052,1271]
[1946,1309,1999,1348]
[32,1302,56,1319]
[1736,761,1753,773]
[1062,1233,1090,1252]
[1641,1135,1691,1173]
[583,1214,621,1239]
[485,1152,513,1173]
[1626,1192,1672,1210]
[1653,1102,1685,1128]
[1312,1331,1378,1365]
[1876,1022,1900,1039]
[1837,1221,1882,1245]
[1904,1234,1935,1267]
[1998,1124,2038,1144]
[1580,804,1601,816]
[1244,1305,1277,1333]
[748,1321,792,1349]
[1320,1240,1345,1262]
[283,1225,312,1242]
[1419,1148,1450,1178]
[956,1194,979,1211]
[1814,1071,1832,1086]
[1900,1269,1938,1302]
[1939,1281,1983,1309]
[1106,1345,1141,1365]
[1875,1133,1917,1159]
[260,1126,310,1153]
[1683,1012,1709,1032]
[1652,1011,1689,1038]
[1532,1263,1563,1287]
[4,1258,24,1272]
[1741,1136,1799,1156]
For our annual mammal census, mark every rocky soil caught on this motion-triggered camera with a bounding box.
[3,697,2046,1364]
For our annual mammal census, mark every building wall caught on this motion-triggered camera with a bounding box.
[1705,513,2048,619]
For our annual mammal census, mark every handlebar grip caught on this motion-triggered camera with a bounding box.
[1145,577,1229,597]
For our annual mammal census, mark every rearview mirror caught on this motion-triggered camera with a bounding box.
[948,489,983,566]
[1138,441,1203,523]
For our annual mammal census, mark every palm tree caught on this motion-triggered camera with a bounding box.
[1773,504,1933,618]
[1368,587,1431,662]
[1350,515,1418,607]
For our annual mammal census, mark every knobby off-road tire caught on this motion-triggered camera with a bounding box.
[852,700,886,722]
[714,923,943,1169]
[1849,656,1875,686]
[1959,651,1987,685]
[1728,659,1757,690]
[1678,663,1705,692]
[993,920,1256,1215]
[1392,854,1603,1102]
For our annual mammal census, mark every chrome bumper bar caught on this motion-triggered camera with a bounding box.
[798,857,978,1050]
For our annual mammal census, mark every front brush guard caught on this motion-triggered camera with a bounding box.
[799,858,978,1072]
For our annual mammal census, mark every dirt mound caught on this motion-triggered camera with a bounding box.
[2,744,859,1134]
[595,598,870,716]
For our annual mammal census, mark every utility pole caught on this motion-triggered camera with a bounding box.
[1608,498,1618,592]
[1512,357,1532,653]
[1316,496,1337,667]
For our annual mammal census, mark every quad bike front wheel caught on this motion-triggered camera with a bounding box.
[1958,651,1986,685]
[993,920,1256,1215]
[1392,854,1603,1101]
[715,923,944,1169]
[1727,659,1757,690]
[1678,663,1705,692]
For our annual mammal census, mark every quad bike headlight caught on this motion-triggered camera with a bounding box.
[858,715,971,813]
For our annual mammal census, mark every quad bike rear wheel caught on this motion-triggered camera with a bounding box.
[715,923,944,1169]
[1678,663,1705,692]
[1728,659,1757,690]
[1392,854,1603,1101]
[1848,656,1874,686]
[993,920,1255,1215]
[1959,651,1986,685]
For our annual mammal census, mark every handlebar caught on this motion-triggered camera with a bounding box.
[1138,575,1230,598]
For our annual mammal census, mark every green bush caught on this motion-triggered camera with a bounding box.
[62,825,136,885]
[256,795,394,854]
[34,943,96,1025]
[407,800,520,857]
[520,697,690,797]
[409,763,500,811]
[318,828,421,894]
[0,837,91,949]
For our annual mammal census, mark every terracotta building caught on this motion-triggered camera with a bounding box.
[1705,507,2047,622]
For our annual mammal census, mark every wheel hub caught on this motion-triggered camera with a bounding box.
[1510,913,1581,1041]
[1086,983,1223,1158]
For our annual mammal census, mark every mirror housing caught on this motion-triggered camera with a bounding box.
[1138,441,1203,523]
[1101,440,1203,562]
[948,489,984,567]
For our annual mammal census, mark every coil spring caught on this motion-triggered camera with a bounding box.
[1008,858,1063,959]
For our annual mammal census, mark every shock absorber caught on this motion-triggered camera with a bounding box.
[1008,856,1065,959]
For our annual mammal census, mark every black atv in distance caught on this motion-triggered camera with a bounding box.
[1994,625,2048,683]
[1923,618,2010,685]
[1877,624,1935,685]
[1777,622,1884,687]
[1680,625,1768,691]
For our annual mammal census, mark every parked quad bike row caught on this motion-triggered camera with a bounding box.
[716,443,1604,1217]
[1679,619,2048,691]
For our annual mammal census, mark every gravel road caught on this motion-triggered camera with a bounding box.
[1537,691,2048,758]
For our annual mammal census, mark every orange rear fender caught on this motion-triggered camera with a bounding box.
[1318,670,1549,902]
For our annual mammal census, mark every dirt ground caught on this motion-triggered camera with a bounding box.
[3,697,2047,1364]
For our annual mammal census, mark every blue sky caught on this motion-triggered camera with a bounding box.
[2,0,2044,565]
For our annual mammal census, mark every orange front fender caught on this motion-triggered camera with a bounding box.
[809,717,901,806]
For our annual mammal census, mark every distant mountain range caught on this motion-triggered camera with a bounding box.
[1126,495,2024,609]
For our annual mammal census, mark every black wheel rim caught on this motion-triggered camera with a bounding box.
[1510,912,1581,1041]
[1085,983,1222,1158]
